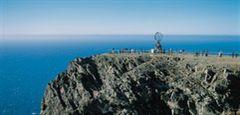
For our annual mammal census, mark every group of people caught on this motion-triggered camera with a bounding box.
[110,48,238,58]
[195,51,239,58]
[231,52,238,58]
[111,48,148,54]
[195,50,209,57]
[217,51,238,58]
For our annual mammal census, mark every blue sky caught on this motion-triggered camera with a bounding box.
[0,0,239,35]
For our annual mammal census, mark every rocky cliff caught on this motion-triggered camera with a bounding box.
[41,54,240,115]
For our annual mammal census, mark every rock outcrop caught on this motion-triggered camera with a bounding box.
[41,54,240,115]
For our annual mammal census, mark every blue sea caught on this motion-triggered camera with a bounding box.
[0,35,239,115]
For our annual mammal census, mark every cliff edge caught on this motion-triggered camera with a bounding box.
[41,54,240,115]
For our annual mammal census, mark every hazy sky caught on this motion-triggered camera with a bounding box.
[0,0,239,35]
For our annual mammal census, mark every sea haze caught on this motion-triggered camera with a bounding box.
[0,35,239,115]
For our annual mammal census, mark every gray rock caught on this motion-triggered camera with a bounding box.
[41,54,240,115]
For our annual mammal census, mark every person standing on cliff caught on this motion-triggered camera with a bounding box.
[235,53,238,58]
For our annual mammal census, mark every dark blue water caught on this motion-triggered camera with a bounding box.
[0,35,239,115]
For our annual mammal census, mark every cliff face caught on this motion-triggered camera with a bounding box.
[41,54,240,115]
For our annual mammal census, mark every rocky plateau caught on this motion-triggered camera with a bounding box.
[41,54,240,115]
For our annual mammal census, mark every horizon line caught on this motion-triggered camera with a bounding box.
[1,34,240,36]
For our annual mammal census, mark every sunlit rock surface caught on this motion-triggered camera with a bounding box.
[41,54,240,115]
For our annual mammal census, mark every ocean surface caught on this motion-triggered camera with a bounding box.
[0,35,239,115]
